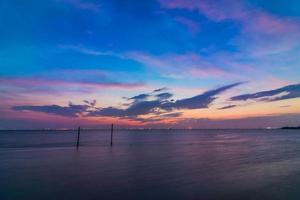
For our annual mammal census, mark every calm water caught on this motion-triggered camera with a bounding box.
[1,129,300,200]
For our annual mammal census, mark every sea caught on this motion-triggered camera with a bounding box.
[1,129,300,200]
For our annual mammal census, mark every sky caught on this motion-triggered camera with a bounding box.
[0,0,300,129]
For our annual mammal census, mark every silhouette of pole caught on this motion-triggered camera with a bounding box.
[110,124,114,146]
[76,126,81,148]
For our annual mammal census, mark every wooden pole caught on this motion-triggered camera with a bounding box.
[110,124,113,146]
[76,126,81,148]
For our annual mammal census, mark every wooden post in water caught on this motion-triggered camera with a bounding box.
[76,126,81,148]
[110,124,114,146]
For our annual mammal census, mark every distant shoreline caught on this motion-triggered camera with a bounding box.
[0,128,294,131]
[281,126,300,129]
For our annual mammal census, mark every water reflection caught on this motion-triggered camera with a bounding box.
[1,129,300,199]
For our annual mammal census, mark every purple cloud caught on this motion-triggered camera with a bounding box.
[159,0,298,34]
[159,0,300,55]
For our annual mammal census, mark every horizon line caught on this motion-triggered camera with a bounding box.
[0,127,286,131]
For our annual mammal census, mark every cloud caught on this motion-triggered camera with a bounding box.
[231,84,300,102]
[159,0,300,55]
[58,45,248,81]
[279,105,291,108]
[89,100,162,117]
[11,82,243,119]
[59,45,118,57]
[218,105,237,110]
[127,93,150,101]
[124,112,183,123]
[62,0,101,12]
[174,16,200,34]
[60,45,237,81]
[126,52,240,79]
[0,77,144,93]
[153,87,168,93]
[125,88,173,102]
[89,82,243,117]
[155,92,173,100]
[162,82,243,110]
[159,0,299,34]
[12,102,90,117]
[160,112,183,118]
[83,99,97,107]
[171,113,300,129]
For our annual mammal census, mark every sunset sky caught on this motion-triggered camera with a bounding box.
[1,0,300,129]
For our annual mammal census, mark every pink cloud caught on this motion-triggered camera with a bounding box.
[251,11,298,34]
[160,0,299,33]
[0,77,144,92]
[159,0,300,54]
[189,68,236,78]
[127,52,244,79]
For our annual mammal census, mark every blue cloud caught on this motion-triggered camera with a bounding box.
[161,82,243,110]
[231,84,300,102]
[89,82,243,117]
[12,82,243,119]
[12,102,90,117]
[127,93,150,101]
[155,92,173,100]
[218,105,237,110]
[153,87,168,93]
[90,100,161,117]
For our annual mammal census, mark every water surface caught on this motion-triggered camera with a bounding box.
[1,129,300,200]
